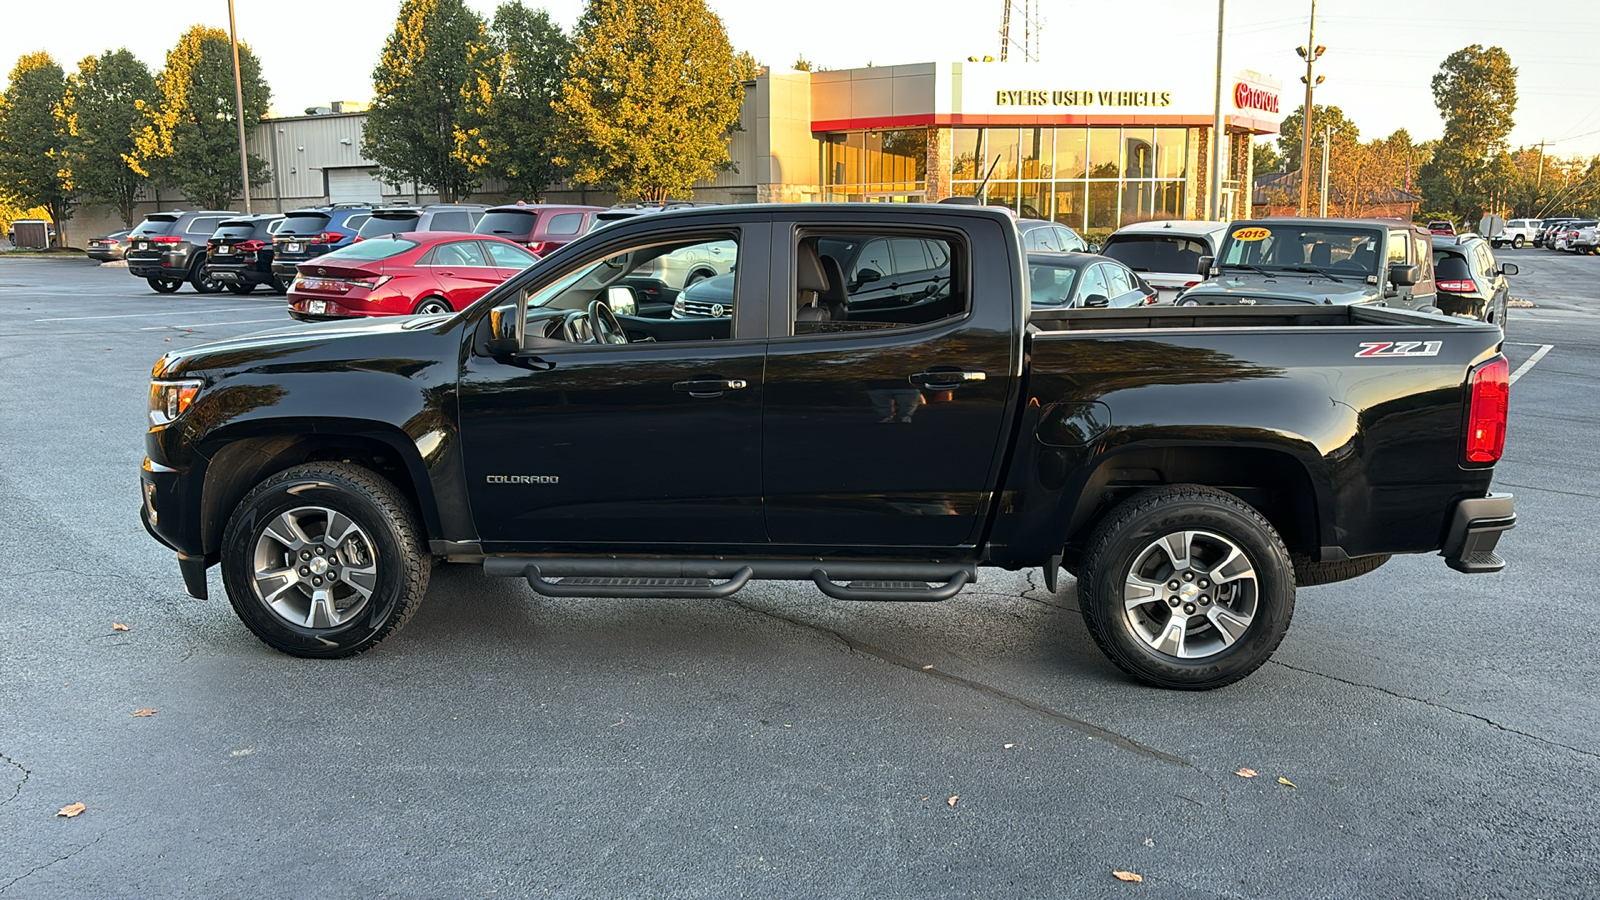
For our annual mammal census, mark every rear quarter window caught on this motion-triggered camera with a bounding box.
[544,213,585,236]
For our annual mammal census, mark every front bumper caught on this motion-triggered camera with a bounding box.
[1441,492,1515,573]
[139,455,211,599]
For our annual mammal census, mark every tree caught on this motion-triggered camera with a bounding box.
[792,55,814,72]
[1276,103,1358,175]
[135,26,272,210]
[1252,139,1281,177]
[1417,45,1518,221]
[482,2,571,201]
[60,49,157,228]
[0,53,74,245]
[556,0,746,201]
[364,0,499,202]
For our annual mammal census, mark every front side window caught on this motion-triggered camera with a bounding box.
[1387,230,1410,265]
[791,231,962,335]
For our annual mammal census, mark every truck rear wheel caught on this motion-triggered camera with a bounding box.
[1078,485,1295,690]
[220,462,430,658]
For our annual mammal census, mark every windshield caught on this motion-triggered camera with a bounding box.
[130,218,176,237]
[279,213,332,236]
[1028,262,1079,306]
[1217,223,1382,275]
[1100,235,1208,273]
[359,214,421,238]
[475,211,538,236]
[321,238,418,262]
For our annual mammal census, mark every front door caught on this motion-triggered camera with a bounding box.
[458,225,769,549]
[761,220,1016,549]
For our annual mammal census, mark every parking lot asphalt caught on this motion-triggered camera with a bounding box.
[1,253,1596,898]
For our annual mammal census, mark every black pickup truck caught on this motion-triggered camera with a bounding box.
[140,205,1515,690]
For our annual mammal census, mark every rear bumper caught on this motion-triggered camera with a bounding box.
[1441,492,1515,573]
[205,261,276,285]
[128,249,195,278]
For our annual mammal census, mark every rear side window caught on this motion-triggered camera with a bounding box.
[545,213,584,236]
[281,213,332,236]
[484,241,537,268]
[477,211,539,236]
[425,240,488,267]
[431,211,472,232]
[361,214,420,238]
[1024,228,1060,252]
[131,218,176,237]
[322,238,417,262]
[792,230,962,335]
[1100,235,1206,273]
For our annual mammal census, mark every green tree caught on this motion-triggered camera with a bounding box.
[0,52,74,245]
[483,2,571,201]
[556,0,746,201]
[365,0,498,202]
[1251,139,1281,176]
[136,26,271,210]
[60,49,158,228]
[1417,45,1518,221]
[1276,103,1358,174]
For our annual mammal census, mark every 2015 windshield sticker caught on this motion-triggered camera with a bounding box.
[1231,227,1270,241]
[1355,341,1443,358]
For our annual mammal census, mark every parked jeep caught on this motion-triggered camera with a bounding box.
[1182,218,1436,310]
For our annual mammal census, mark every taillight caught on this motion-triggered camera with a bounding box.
[1465,357,1509,464]
[526,241,547,255]
[317,232,344,244]
[236,239,267,251]
[1437,279,1476,292]
[352,236,364,243]
[150,235,181,244]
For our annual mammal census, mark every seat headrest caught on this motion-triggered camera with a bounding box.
[797,242,828,293]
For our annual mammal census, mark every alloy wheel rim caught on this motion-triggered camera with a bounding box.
[1121,530,1259,659]
[250,506,379,629]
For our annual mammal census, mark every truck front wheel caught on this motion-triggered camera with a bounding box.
[220,462,430,658]
[1078,485,1295,690]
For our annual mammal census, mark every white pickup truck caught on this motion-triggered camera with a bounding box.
[1490,218,1541,249]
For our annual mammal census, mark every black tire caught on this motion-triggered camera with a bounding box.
[220,462,431,658]
[227,282,255,295]
[148,276,182,294]
[1078,485,1295,690]
[1512,236,1525,249]
[192,264,224,294]
[412,296,452,315]
[683,270,711,288]
[1291,553,1390,586]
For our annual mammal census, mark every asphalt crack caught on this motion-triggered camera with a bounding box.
[0,833,107,896]
[0,754,28,811]
[728,599,1191,767]
[1268,660,1600,761]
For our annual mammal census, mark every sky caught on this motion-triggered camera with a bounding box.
[3,0,1599,159]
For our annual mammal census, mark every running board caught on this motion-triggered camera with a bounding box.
[482,557,975,602]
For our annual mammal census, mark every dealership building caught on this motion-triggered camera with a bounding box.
[73,61,1283,240]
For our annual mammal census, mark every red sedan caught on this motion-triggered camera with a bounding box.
[287,232,538,321]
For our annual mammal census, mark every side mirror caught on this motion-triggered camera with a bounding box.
[1087,243,1101,254]
[1083,293,1110,308]
[1499,262,1519,276]
[1388,263,1419,286]
[1197,255,1215,276]
[605,284,637,315]
[855,268,882,285]
[485,304,519,355]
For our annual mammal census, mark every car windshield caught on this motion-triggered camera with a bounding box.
[475,211,538,235]
[130,218,176,237]
[1028,263,1079,305]
[359,214,421,238]
[321,238,418,262]
[213,222,259,240]
[1100,235,1208,273]
[1217,223,1382,275]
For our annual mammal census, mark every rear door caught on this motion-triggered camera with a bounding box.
[760,213,1018,549]
[424,240,502,308]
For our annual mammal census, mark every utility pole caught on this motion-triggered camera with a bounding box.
[1296,0,1324,217]
[1320,122,1330,217]
[228,0,252,213]
[1209,0,1227,221]
[1536,140,1546,191]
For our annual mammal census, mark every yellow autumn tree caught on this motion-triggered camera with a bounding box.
[555,0,748,201]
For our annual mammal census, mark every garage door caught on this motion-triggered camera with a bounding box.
[327,167,384,205]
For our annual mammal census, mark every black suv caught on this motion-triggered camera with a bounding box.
[270,205,374,284]
[203,214,285,294]
[1432,233,1516,331]
[126,210,239,293]
[354,204,487,241]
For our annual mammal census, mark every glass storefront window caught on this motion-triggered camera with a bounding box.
[1020,182,1047,219]
[1055,128,1087,180]
[1021,129,1052,181]
[987,181,1019,212]
[1053,183,1085,230]
[1158,182,1186,218]
[1088,128,1121,179]
[987,128,1021,180]
[1124,128,1155,179]
[1155,128,1187,180]
[1088,181,1118,229]
[952,129,982,181]
[1123,180,1153,221]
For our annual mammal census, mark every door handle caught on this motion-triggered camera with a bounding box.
[674,378,748,398]
[909,370,986,389]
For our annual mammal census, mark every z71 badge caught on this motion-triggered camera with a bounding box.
[1355,340,1443,358]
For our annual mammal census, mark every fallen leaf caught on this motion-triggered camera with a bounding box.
[1003,743,1015,750]
[1235,767,1257,778]
[921,665,933,670]
[1112,870,1143,883]
[1143,838,1155,848]
[1278,777,1297,788]
[947,795,959,807]
[133,708,157,717]
[112,622,130,632]
[56,802,86,818]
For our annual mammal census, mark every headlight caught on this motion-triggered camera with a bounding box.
[673,297,686,313]
[149,379,203,428]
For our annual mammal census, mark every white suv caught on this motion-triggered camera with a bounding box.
[1097,220,1231,304]
[1490,218,1542,249]
[1573,222,1600,255]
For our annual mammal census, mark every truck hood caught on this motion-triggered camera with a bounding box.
[153,313,455,379]
[1187,272,1381,306]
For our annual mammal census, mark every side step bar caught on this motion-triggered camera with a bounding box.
[482,557,976,602]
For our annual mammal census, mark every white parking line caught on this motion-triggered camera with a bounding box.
[1510,344,1554,385]
[35,306,266,322]
[139,318,286,331]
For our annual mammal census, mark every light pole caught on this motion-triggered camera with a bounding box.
[228,0,252,213]
[1296,0,1324,217]
[1209,0,1227,221]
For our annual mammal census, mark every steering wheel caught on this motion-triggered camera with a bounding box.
[588,298,628,345]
